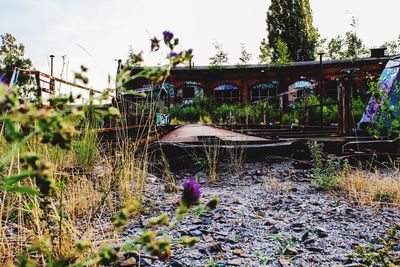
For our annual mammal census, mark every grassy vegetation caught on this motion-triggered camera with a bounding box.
[310,142,348,190]
[339,168,400,205]
[0,30,197,266]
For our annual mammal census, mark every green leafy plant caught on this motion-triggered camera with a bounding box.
[310,142,347,190]
[350,226,400,266]
[364,78,400,139]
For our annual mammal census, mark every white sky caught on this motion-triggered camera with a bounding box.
[2,0,400,91]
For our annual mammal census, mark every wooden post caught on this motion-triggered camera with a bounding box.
[338,68,359,136]
[35,73,42,99]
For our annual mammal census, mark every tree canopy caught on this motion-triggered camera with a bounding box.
[264,0,319,62]
[324,17,368,60]
[209,41,229,68]
[0,33,34,100]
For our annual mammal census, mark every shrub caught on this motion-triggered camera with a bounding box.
[352,96,367,123]
[310,142,346,190]
[255,101,279,124]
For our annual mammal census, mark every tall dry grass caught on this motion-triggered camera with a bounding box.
[339,168,400,206]
[0,94,165,264]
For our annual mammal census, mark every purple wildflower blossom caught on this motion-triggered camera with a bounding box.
[163,31,174,43]
[373,103,379,112]
[182,179,201,207]
[169,52,178,58]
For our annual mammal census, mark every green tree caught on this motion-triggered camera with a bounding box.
[345,18,368,59]
[381,34,400,55]
[0,33,34,100]
[325,17,368,60]
[125,45,144,68]
[238,43,252,65]
[259,38,272,63]
[265,0,319,62]
[274,39,291,65]
[327,35,345,59]
[209,40,229,68]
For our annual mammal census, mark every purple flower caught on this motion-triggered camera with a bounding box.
[0,73,7,83]
[163,31,174,43]
[182,179,201,207]
[169,52,178,58]
[373,103,379,112]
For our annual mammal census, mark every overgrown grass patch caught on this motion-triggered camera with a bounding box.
[339,168,400,205]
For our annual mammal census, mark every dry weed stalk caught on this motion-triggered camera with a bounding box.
[203,138,221,184]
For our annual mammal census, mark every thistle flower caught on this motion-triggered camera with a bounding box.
[187,48,193,55]
[169,52,178,58]
[181,179,201,207]
[150,37,160,52]
[163,31,174,43]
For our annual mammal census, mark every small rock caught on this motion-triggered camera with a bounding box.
[317,241,327,250]
[202,218,213,225]
[227,258,242,266]
[120,257,137,267]
[213,214,223,221]
[170,260,185,267]
[373,244,385,250]
[210,242,223,253]
[332,255,350,263]
[285,247,299,255]
[305,246,324,253]
[316,227,329,238]
[301,231,310,242]
[264,219,276,226]
[291,222,304,228]
[303,238,316,245]
[278,256,290,266]
[269,225,280,234]
[204,235,214,242]
[190,230,203,237]
[232,248,242,256]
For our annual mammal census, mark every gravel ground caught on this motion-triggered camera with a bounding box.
[117,160,400,267]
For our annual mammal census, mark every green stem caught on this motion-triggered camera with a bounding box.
[0,130,39,173]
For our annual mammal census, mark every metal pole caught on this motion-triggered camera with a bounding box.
[116,59,122,99]
[50,55,55,77]
[318,52,324,128]
[50,55,55,94]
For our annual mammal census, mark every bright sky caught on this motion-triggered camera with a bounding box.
[2,0,400,91]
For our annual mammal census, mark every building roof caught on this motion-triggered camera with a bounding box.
[168,56,392,72]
